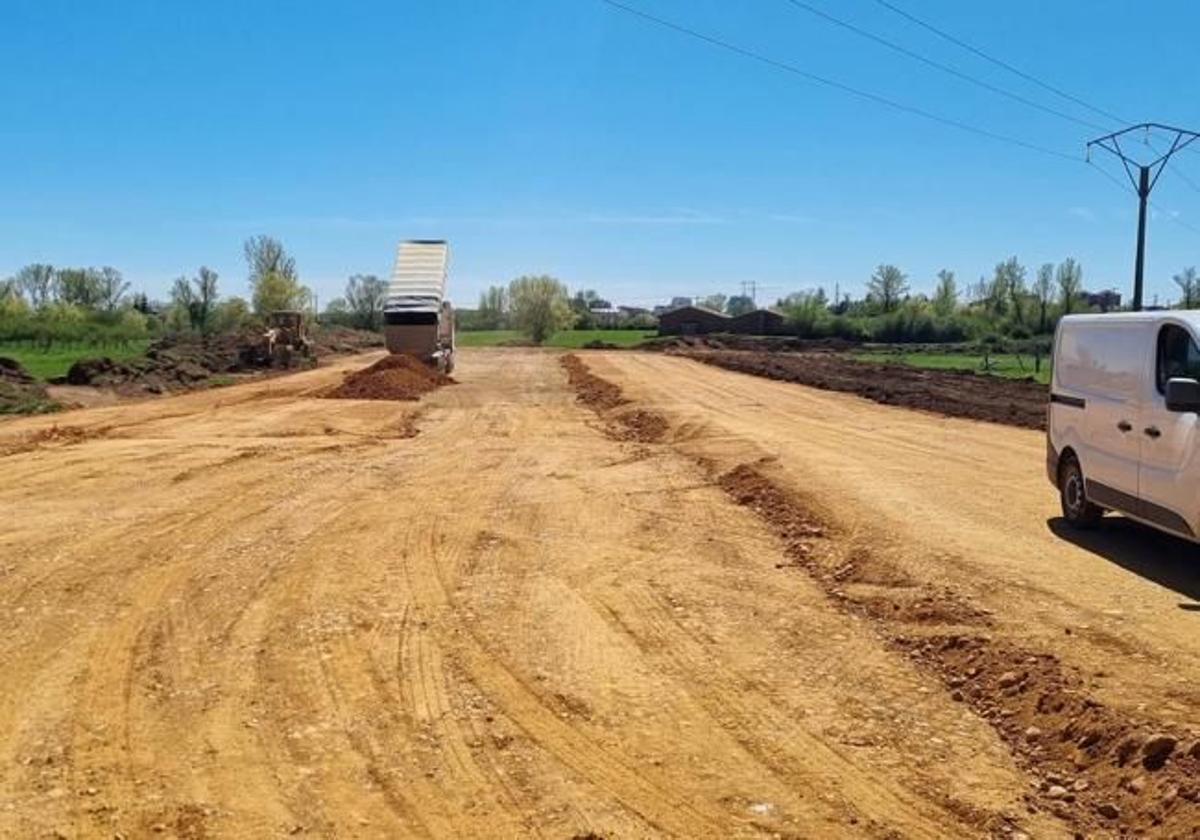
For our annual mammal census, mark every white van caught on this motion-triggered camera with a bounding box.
[1049,312,1200,538]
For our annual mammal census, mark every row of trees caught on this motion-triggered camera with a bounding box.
[772,256,1099,343]
[460,277,575,342]
[1,236,313,347]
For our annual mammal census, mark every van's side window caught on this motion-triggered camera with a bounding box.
[1156,324,1200,393]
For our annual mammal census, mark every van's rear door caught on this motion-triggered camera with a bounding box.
[1056,321,1148,511]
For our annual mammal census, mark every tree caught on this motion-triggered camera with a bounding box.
[476,285,509,330]
[322,297,353,326]
[994,257,1027,325]
[244,235,297,284]
[1174,266,1198,309]
[96,266,129,312]
[1034,263,1055,333]
[507,275,574,343]
[212,296,251,333]
[1057,258,1083,316]
[867,264,908,313]
[169,276,196,331]
[779,289,828,336]
[698,293,727,313]
[252,271,309,314]
[130,292,153,314]
[14,264,55,309]
[55,268,103,309]
[726,295,755,316]
[345,274,387,330]
[194,267,219,333]
[932,269,957,316]
[244,235,306,314]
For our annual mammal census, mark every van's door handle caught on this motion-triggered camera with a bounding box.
[1144,426,1162,439]
[1117,420,1133,432]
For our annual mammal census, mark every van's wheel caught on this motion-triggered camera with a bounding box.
[1060,456,1102,528]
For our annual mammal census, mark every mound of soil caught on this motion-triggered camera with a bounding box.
[310,326,385,356]
[57,327,383,396]
[681,350,1048,430]
[561,354,626,412]
[324,355,454,401]
[0,358,58,415]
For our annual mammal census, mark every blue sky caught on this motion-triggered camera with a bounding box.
[3,0,1200,309]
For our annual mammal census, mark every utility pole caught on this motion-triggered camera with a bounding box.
[1088,123,1200,311]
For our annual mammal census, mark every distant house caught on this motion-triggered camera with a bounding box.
[1083,289,1122,312]
[728,308,786,336]
[587,306,623,328]
[657,305,730,336]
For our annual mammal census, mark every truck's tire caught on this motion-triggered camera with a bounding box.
[1060,456,1102,529]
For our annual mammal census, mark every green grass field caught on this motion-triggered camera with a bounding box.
[456,330,656,348]
[854,350,1051,384]
[0,340,152,380]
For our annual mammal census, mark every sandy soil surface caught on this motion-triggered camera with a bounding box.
[668,349,1048,430]
[1,348,1195,838]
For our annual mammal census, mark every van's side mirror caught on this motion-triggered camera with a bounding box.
[1166,377,1200,412]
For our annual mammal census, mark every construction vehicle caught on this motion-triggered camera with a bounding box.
[256,310,313,368]
[383,240,455,373]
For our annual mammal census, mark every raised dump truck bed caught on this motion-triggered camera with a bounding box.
[383,240,455,372]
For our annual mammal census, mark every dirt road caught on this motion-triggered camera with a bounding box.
[1,349,1195,838]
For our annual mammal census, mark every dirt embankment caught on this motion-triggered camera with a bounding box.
[561,354,667,442]
[0,358,58,415]
[324,354,454,401]
[61,327,384,395]
[564,354,1200,839]
[673,349,1048,430]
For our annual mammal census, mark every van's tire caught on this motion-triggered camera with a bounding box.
[1060,456,1102,529]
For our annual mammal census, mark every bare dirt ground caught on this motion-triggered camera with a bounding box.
[1,349,1196,838]
[663,348,1048,430]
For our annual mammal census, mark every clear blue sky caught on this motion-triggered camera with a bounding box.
[3,0,1200,309]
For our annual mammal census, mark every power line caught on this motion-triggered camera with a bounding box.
[869,0,1127,127]
[599,0,1079,162]
[1088,123,1200,309]
[600,0,1200,248]
[780,0,1106,131]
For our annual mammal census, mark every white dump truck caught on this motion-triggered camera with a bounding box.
[383,240,455,373]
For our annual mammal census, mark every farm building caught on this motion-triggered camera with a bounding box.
[657,306,787,336]
[728,308,786,335]
[657,305,731,335]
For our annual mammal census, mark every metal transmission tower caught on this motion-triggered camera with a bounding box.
[1088,124,1200,311]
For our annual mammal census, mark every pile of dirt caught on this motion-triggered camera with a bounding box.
[679,350,1048,430]
[310,325,385,356]
[718,459,1198,837]
[898,634,1200,836]
[0,357,59,415]
[561,354,626,412]
[61,333,298,394]
[58,327,383,396]
[324,355,454,401]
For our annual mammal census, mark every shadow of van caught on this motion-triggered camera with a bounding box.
[1047,516,1200,607]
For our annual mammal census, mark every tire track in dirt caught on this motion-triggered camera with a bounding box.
[382,396,728,837]
[564,353,1200,838]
